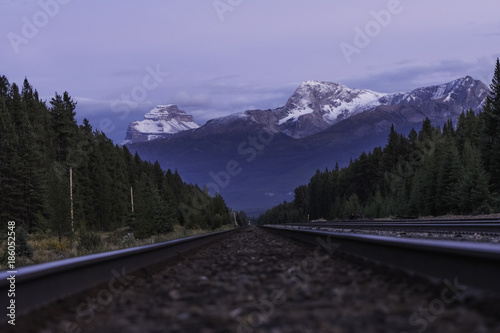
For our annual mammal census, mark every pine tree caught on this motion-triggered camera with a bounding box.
[0,75,9,98]
[456,109,481,153]
[435,141,462,214]
[4,83,28,225]
[18,78,50,231]
[344,193,361,218]
[50,92,78,163]
[0,96,21,227]
[480,58,500,180]
[442,119,455,138]
[293,185,309,216]
[131,173,175,238]
[384,124,400,170]
[487,59,500,192]
[47,163,71,241]
[457,140,491,214]
[418,118,434,142]
[365,186,385,218]
[408,128,418,148]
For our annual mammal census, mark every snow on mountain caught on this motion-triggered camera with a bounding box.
[275,80,390,138]
[381,76,489,105]
[122,105,199,144]
[278,80,387,125]
[275,77,488,138]
[123,77,489,145]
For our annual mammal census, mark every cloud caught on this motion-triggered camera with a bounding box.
[341,56,500,93]
[172,91,212,108]
[479,32,500,38]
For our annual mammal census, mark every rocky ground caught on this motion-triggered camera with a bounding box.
[3,227,500,333]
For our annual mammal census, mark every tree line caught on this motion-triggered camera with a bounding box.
[0,75,236,239]
[259,59,500,224]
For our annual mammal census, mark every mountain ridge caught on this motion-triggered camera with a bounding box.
[124,76,488,145]
[125,76,489,214]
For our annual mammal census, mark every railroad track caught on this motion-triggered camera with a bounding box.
[262,225,500,294]
[282,219,500,234]
[0,228,237,320]
[2,226,499,332]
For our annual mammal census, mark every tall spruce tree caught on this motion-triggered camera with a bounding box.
[436,142,462,214]
[0,96,21,227]
[481,58,500,190]
[50,92,78,163]
[458,140,491,214]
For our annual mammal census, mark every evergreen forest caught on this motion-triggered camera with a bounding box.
[258,59,500,224]
[0,75,236,240]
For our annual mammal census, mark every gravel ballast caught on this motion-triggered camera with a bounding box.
[4,227,500,333]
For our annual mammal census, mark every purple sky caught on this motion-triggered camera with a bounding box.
[1,0,500,143]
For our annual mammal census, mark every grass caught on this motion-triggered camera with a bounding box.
[0,224,235,271]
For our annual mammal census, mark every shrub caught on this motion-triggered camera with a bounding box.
[78,231,102,253]
[16,226,33,259]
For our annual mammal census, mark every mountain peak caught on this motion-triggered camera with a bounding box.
[277,80,387,138]
[144,104,184,120]
[297,80,347,94]
[122,105,199,145]
[300,80,341,88]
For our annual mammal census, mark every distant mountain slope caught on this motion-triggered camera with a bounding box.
[122,105,199,145]
[126,77,489,215]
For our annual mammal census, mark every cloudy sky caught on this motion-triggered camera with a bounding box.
[1,0,499,143]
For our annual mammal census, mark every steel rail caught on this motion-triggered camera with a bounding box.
[0,229,237,319]
[282,220,500,233]
[261,225,500,294]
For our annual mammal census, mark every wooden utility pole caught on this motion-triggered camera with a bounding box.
[131,186,134,213]
[70,167,74,232]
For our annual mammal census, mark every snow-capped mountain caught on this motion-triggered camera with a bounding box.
[173,76,488,141]
[274,76,489,138]
[275,80,388,138]
[125,76,489,214]
[124,77,488,144]
[122,105,199,144]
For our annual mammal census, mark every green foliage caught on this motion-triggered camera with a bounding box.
[234,210,249,227]
[15,226,33,259]
[364,186,385,218]
[0,75,232,241]
[130,173,177,239]
[344,193,361,218]
[258,201,306,225]
[77,230,102,253]
[480,58,500,191]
